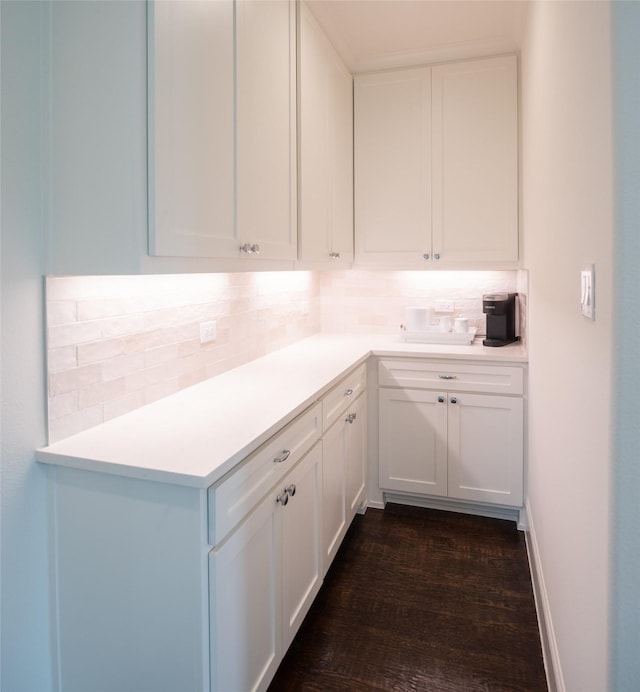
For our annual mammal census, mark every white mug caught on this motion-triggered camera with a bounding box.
[405,307,431,332]
[454,317,469,333]
[438,316,452,332]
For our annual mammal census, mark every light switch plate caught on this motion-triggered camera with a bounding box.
[581,265,595,320]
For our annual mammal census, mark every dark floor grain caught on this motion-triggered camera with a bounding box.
[268,503,547,692]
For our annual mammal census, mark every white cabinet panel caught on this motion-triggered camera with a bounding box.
[237,0,297,260]
[298,4,353,265]
[149,0,235,259]
[345,393,367,520]
[354,67,432,265]
[210,493,280,692]
[211,442,322,692]
[321,416,347,570]
[447,393,523,506]
[432,55,518,264]
[378,357,524,509]
[210,403,322,545]
[378,387,448,497]
[322,364,367,432]
[378,359,524,395]
[354,55,518,268]
[149,0,296,264]
[281,443,323,650]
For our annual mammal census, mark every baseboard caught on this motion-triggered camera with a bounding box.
[525,498,565,692]
[381,492,521,525]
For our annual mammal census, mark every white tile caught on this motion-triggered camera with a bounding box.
[103,391,146,422]
[78,378,127,409]
[48,346,77,374]
[48,391,78,421]
[77,338,125,365]
[47,301,77,326]
[48,405,104,444]
[49,364,103,397]
[48,321,102,349]
[101,352,146,381]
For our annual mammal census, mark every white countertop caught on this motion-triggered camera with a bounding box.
[36,333,526,489]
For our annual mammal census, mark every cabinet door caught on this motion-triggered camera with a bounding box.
[322,415,347,572]
[354,68,432,266]
[327,40,354,263]
[281,444,323,651]
[432,55,518,265]
[149,0,236,258]
[298,4,353,265]
[378,388,447,496]
[447,393,523,506]
[345,393,366,521]
[210,493,281,692]
[236,0,297,260]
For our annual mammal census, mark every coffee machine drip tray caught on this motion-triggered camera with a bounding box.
[401,327,478,345]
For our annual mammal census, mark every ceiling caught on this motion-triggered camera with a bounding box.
[306,0,529,73]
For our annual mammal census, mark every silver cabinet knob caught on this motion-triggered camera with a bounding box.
[346,412,357,424]
[345,388,354,397]
[251,244,260,254]
[240,243,252,254]
[423,253,430,260]
[439,375,457,380]
[434,253,441,260]
[329,252,340,259]
[450,397,458,404]
[273,449,291,464]
[276,489,289,505]
[286,484,296,497]
[437,396,445,403]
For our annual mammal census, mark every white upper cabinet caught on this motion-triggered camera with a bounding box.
[355,55,518,268]
[236,0,298,261]
[431,55,518,265]
[354,67,432,266]
[298,3,354,266]
[149,0,297,264]
[149,0,236,259]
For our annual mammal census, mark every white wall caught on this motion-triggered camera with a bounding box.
[1,1,53,690]
[521,2,613,690]
[611,3,640,688]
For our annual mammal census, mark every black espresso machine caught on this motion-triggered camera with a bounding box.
[482,293,519,347]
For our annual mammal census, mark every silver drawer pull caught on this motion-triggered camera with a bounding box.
[286,484,296,497]
[276,489,289,506]
[345,388,354,396]
[346,413,357,424]
[274,449,291,464]
[438,375,457,380]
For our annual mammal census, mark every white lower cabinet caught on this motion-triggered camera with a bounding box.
[379,387,448,497]
[378,359,524,508]
[320,367,367,573]
[210,442,322,692]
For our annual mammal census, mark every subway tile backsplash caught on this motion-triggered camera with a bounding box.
[318,270,520,335]
[45,269,524,443]
[46,272,321,443]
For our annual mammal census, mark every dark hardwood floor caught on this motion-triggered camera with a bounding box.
[268,503,547,692]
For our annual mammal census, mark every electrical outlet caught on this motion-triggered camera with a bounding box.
[434,301,454,313]
[199,320,217,344]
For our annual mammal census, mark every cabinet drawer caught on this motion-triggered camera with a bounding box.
[322,364,367,432]
[378,359,523,395]
[209,402,322,546]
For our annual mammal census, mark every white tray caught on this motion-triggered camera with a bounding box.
[402,327,477,345]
